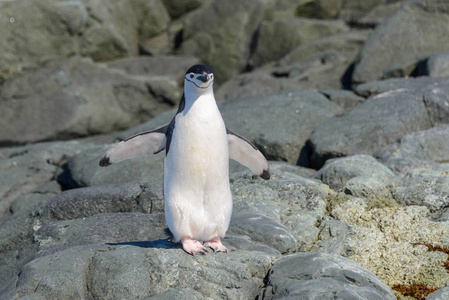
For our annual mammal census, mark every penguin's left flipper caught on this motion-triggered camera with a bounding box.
[99,126,167,167]
[227,129,270,180]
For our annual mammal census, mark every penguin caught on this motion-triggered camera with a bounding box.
[99,64,270,255]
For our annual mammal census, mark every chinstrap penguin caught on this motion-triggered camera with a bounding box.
[99,64,270,255]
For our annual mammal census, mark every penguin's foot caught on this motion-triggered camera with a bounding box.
[181,237,209,255]
[204,237,228,253]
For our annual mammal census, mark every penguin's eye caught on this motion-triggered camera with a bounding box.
[190,74,194,78]
[210,74,213,79]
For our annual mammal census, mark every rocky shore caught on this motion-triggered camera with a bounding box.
[1,0,449,299]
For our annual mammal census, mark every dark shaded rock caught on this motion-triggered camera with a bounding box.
[0,56,178,144]
[352,0,449,83]
[308,87,438,169]
[313,155,398,191]
[259,252,396,300]
[163,0,203,19]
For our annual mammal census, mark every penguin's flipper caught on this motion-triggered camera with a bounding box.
[227,129,270,180]
[99,126,167,167]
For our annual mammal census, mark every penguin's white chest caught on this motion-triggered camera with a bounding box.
[163,97,232,242]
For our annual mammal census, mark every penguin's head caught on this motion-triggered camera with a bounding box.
[184,64,214,94]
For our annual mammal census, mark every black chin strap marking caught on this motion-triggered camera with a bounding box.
[185,77,213,89]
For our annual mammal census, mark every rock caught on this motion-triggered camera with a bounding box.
[79,0,139,61]
[162,0,203,19]
[375,124,449,176]
[0,141,97,219]
[107,55,200,84]
[7,244,272,300]
[423,51,449,78]
[129,0,170,40]
[57,144,165,189]
[279,30,370,66]
[0,0,85,79]
[428,286,449,300]
[319,89,365,110]
[352,0,449,83]
[308,87,437,169]
[343,176,396,208]
[321,197,449,289]
[34,212,168,252]
[231,167,332,252]
[358,2,403,26]
[179,0,267,84]
[313,155,399,191]
[215,69,310,100]
[0,56,178,144]
[393,164,449,212]
[259,252,396,300]
[220,91,343,164]
[251,17,348,68]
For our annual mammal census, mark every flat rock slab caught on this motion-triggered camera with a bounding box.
[259,252,396,300]
[5,244,273,300]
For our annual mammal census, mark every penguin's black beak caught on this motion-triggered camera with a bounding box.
[197,74,208,83]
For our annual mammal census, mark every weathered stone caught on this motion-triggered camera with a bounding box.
[319,89,365,110]
[221,91,343,164]
[57,144,165,189]
[179,0,267,84]
[394,164,449,212]
[162,0,203,19]
[0,141,96,219]
[259,252,396,300]
[313,155,399,191]
[308,89,435,169]
[0,57,178,144]
[323,197,449,289]
[252,17,348,67]
[7,244,273,300]
[423,51,449,78]
[352,0,449,83]
[375,124,449,176]
[107,55,200,84]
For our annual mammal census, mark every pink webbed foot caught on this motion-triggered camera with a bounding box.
[181,237,209,255]
[204,237,228,253]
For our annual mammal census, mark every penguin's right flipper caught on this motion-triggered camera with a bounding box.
[99,126,167,167]
[227,129,270,180]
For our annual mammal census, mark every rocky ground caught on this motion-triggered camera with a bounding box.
[1,0,449,299]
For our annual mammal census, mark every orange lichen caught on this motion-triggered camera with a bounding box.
[392,283,437,300]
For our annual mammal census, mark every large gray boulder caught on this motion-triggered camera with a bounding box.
[393,164,449,212]
[259,252,396,300]
[375,124,449,175]
[0,56,179,145]
[313,155,399,191]
[352,0,449,83]
[308,77,449,169]
[220,91,343,164]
